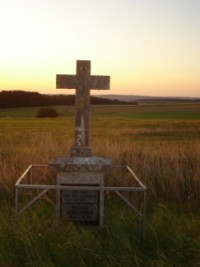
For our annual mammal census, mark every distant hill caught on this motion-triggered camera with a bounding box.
[0,91,133,108]
[1,91,199,109]
[98,94,200,103]
[98,94,149,102]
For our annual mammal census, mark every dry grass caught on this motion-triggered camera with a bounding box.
[1,129,199,209]
[94,138,200,207]
[0,107,200,267]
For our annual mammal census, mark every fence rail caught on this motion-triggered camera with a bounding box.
[15,164,147,239]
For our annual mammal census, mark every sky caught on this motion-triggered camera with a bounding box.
[0,0,199,97]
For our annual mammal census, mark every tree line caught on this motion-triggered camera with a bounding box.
[0,90,133,108]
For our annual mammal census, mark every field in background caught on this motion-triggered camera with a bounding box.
[0,103,200,266]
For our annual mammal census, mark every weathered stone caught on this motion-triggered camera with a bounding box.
[56,170,105,226]
[60,187,100,225]
[49,60,111,226]
[56,60,110,157]
[70,146,92,158]
[49,156,112,173]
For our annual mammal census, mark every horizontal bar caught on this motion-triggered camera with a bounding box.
[16,184,146,192]
[31,164,48,167]
[15,164,146,191]
[90,75,110,90]
[111,165,126,169]
[56,74,76,89]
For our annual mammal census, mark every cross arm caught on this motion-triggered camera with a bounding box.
[90,75,110,90]
[56,75,76,89]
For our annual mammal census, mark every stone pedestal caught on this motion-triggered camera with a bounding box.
[51,60,111,226]
[49,156,111,226]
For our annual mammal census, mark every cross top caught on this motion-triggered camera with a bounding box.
[56,60,110,157]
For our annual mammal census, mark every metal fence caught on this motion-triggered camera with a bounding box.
[15,164,147,238]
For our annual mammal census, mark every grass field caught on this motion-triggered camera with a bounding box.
[0,103,200,266]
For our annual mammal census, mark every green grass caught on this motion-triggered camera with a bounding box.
[0,103,200,266]
[120,110,200,120]
[1,103,200,119]
[0,200,199,267]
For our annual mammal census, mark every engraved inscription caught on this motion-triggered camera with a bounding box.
[60,184,99,225]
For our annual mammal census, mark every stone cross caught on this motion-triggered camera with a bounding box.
[56,60,110,157]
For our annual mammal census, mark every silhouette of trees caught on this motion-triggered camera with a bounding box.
[0,91,74,108]
[0,90,131,108]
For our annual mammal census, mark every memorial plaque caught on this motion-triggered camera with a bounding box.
[50,60,111,227]
[60,184,100,225]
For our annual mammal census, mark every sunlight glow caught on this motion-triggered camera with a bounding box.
[0,0,199,97]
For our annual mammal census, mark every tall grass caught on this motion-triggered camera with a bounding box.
[1,130,200,208]
[0,110,200,266]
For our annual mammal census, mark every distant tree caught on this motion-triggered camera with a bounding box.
[0,90,134,108]
[36,107,58,118]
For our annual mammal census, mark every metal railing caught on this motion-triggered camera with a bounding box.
[15,164,147,239]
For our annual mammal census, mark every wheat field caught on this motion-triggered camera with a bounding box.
[0,104,200,266]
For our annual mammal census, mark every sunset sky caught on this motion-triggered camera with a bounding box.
[0,0,199,97]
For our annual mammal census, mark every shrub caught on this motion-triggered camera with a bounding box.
[36,107,58,118]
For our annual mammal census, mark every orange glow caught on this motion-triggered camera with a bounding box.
[0,0,199,97]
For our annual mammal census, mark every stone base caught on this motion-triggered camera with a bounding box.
[57,172,104,226]
[49,156,112,227]
[70,146,92,157]
[49,155,111,172]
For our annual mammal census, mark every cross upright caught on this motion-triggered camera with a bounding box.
[56,60,110,157]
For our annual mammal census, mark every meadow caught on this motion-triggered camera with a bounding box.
[0,103,200,267]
